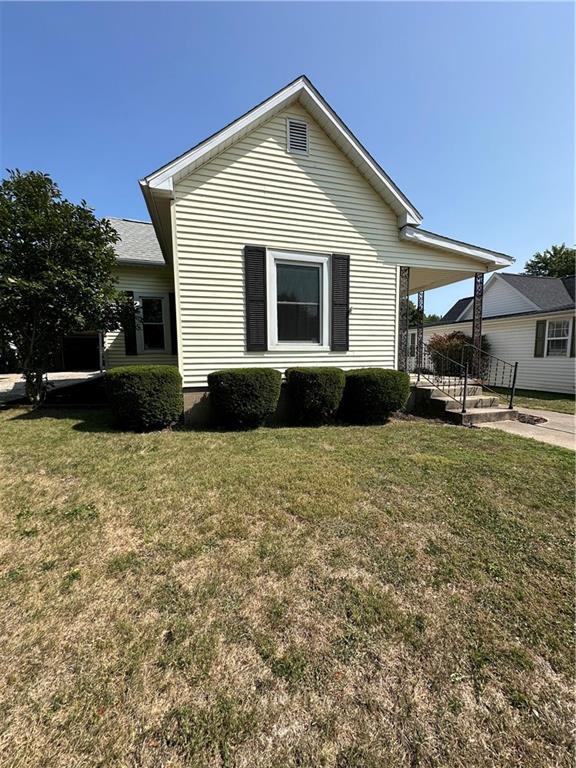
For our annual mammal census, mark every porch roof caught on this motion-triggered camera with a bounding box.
[400,227,514,294]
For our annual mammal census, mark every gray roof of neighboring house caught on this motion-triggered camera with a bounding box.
[108,217,165,265]
[498,273,575,312]
[440,274,575,324]
[441,296,472,323]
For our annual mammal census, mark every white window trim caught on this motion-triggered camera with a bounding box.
[545,318,571,357]
[266,249,330,352]
[135,294,171,355]
[286,118,309,156]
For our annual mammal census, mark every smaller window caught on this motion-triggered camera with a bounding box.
[546,319,570,357]
[287,119,309,155]
[141,297,166,350]
[409,332,416,357]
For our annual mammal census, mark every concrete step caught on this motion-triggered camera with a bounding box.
[446,407,518,426]
[416,384,484,398]
[434,394,500,412]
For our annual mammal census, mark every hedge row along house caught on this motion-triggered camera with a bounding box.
[91,76,523,422]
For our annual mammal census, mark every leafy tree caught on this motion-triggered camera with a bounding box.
[524,243,575,278]
[0,170,128,403]
[407,299,420,326]
[407,299,441,326]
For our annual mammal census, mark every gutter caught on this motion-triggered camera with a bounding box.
[410,305,576,329]
[400,226,513,268]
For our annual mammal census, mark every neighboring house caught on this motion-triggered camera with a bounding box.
[410,273,575,394]
[95,75,516,420]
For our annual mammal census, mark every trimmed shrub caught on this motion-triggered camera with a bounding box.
[340,368,410,424]
[208,367,282,429]
[285,367,345,425]
[105,365,183,431]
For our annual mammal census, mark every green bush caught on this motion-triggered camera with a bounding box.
[105,365,183,431]
[340,368,410,424]
[427,331,491,377]
[285,367,345,425]
[208,368,282,429]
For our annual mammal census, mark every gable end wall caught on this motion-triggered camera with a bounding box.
[172,103,410,388]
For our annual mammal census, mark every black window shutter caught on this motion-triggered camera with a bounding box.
[331,253,350,351]
[244,245,267,351]
[169,292,178,355]
[571,318,575,358]
[123,290,138,356]
[534,320,546,357]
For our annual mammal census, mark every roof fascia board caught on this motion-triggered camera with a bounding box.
[400,226,513,268]
[412,306,575,329]
[116,259,166,267]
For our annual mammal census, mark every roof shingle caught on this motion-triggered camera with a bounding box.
[498,273,575,312]
[441,296,473,323]
[108,217,165,265]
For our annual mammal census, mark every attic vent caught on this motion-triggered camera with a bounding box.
[287,119,309,155]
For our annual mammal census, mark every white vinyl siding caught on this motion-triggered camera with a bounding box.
[460,275,535,320]
[173,103,485,388]
[104,265,177,368]
[421,312,575,394]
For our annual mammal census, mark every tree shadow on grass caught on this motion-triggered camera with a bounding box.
[8,405,119,433]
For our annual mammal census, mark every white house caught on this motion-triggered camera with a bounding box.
[410,273,575,394]
[98,76,517,421]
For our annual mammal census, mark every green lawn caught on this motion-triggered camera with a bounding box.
[0,408,573,767]
[493,387,575,415]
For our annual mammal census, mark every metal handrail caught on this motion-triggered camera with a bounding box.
[409,341,470,413]
[460,343,518,409]
[460,344,515,369]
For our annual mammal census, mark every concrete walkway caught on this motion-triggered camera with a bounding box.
[480,407,575,450]
[0,371,102,404]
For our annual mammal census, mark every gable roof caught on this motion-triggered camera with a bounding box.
[437,273,575,327]
[140,75,422,227]
[139,75,514,272]
[498,273,576,312]
[442,296,473,322]
[108,217,165,266]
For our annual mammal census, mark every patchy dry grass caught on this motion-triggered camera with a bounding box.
[493,387,575,415]
[0,407,573,767]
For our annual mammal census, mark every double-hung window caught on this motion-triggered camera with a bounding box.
[267,250,330,350]
[137,295,169,353]
[546,319,571,357]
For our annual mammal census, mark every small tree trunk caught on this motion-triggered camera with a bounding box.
[23,369,47,405]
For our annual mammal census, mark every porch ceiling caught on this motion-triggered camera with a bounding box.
[409,267,483,294]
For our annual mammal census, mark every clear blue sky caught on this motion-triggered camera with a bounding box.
[1,1,573,314]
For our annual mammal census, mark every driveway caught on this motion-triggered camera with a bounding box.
[481,407,575,450]
[0,371,102,404]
